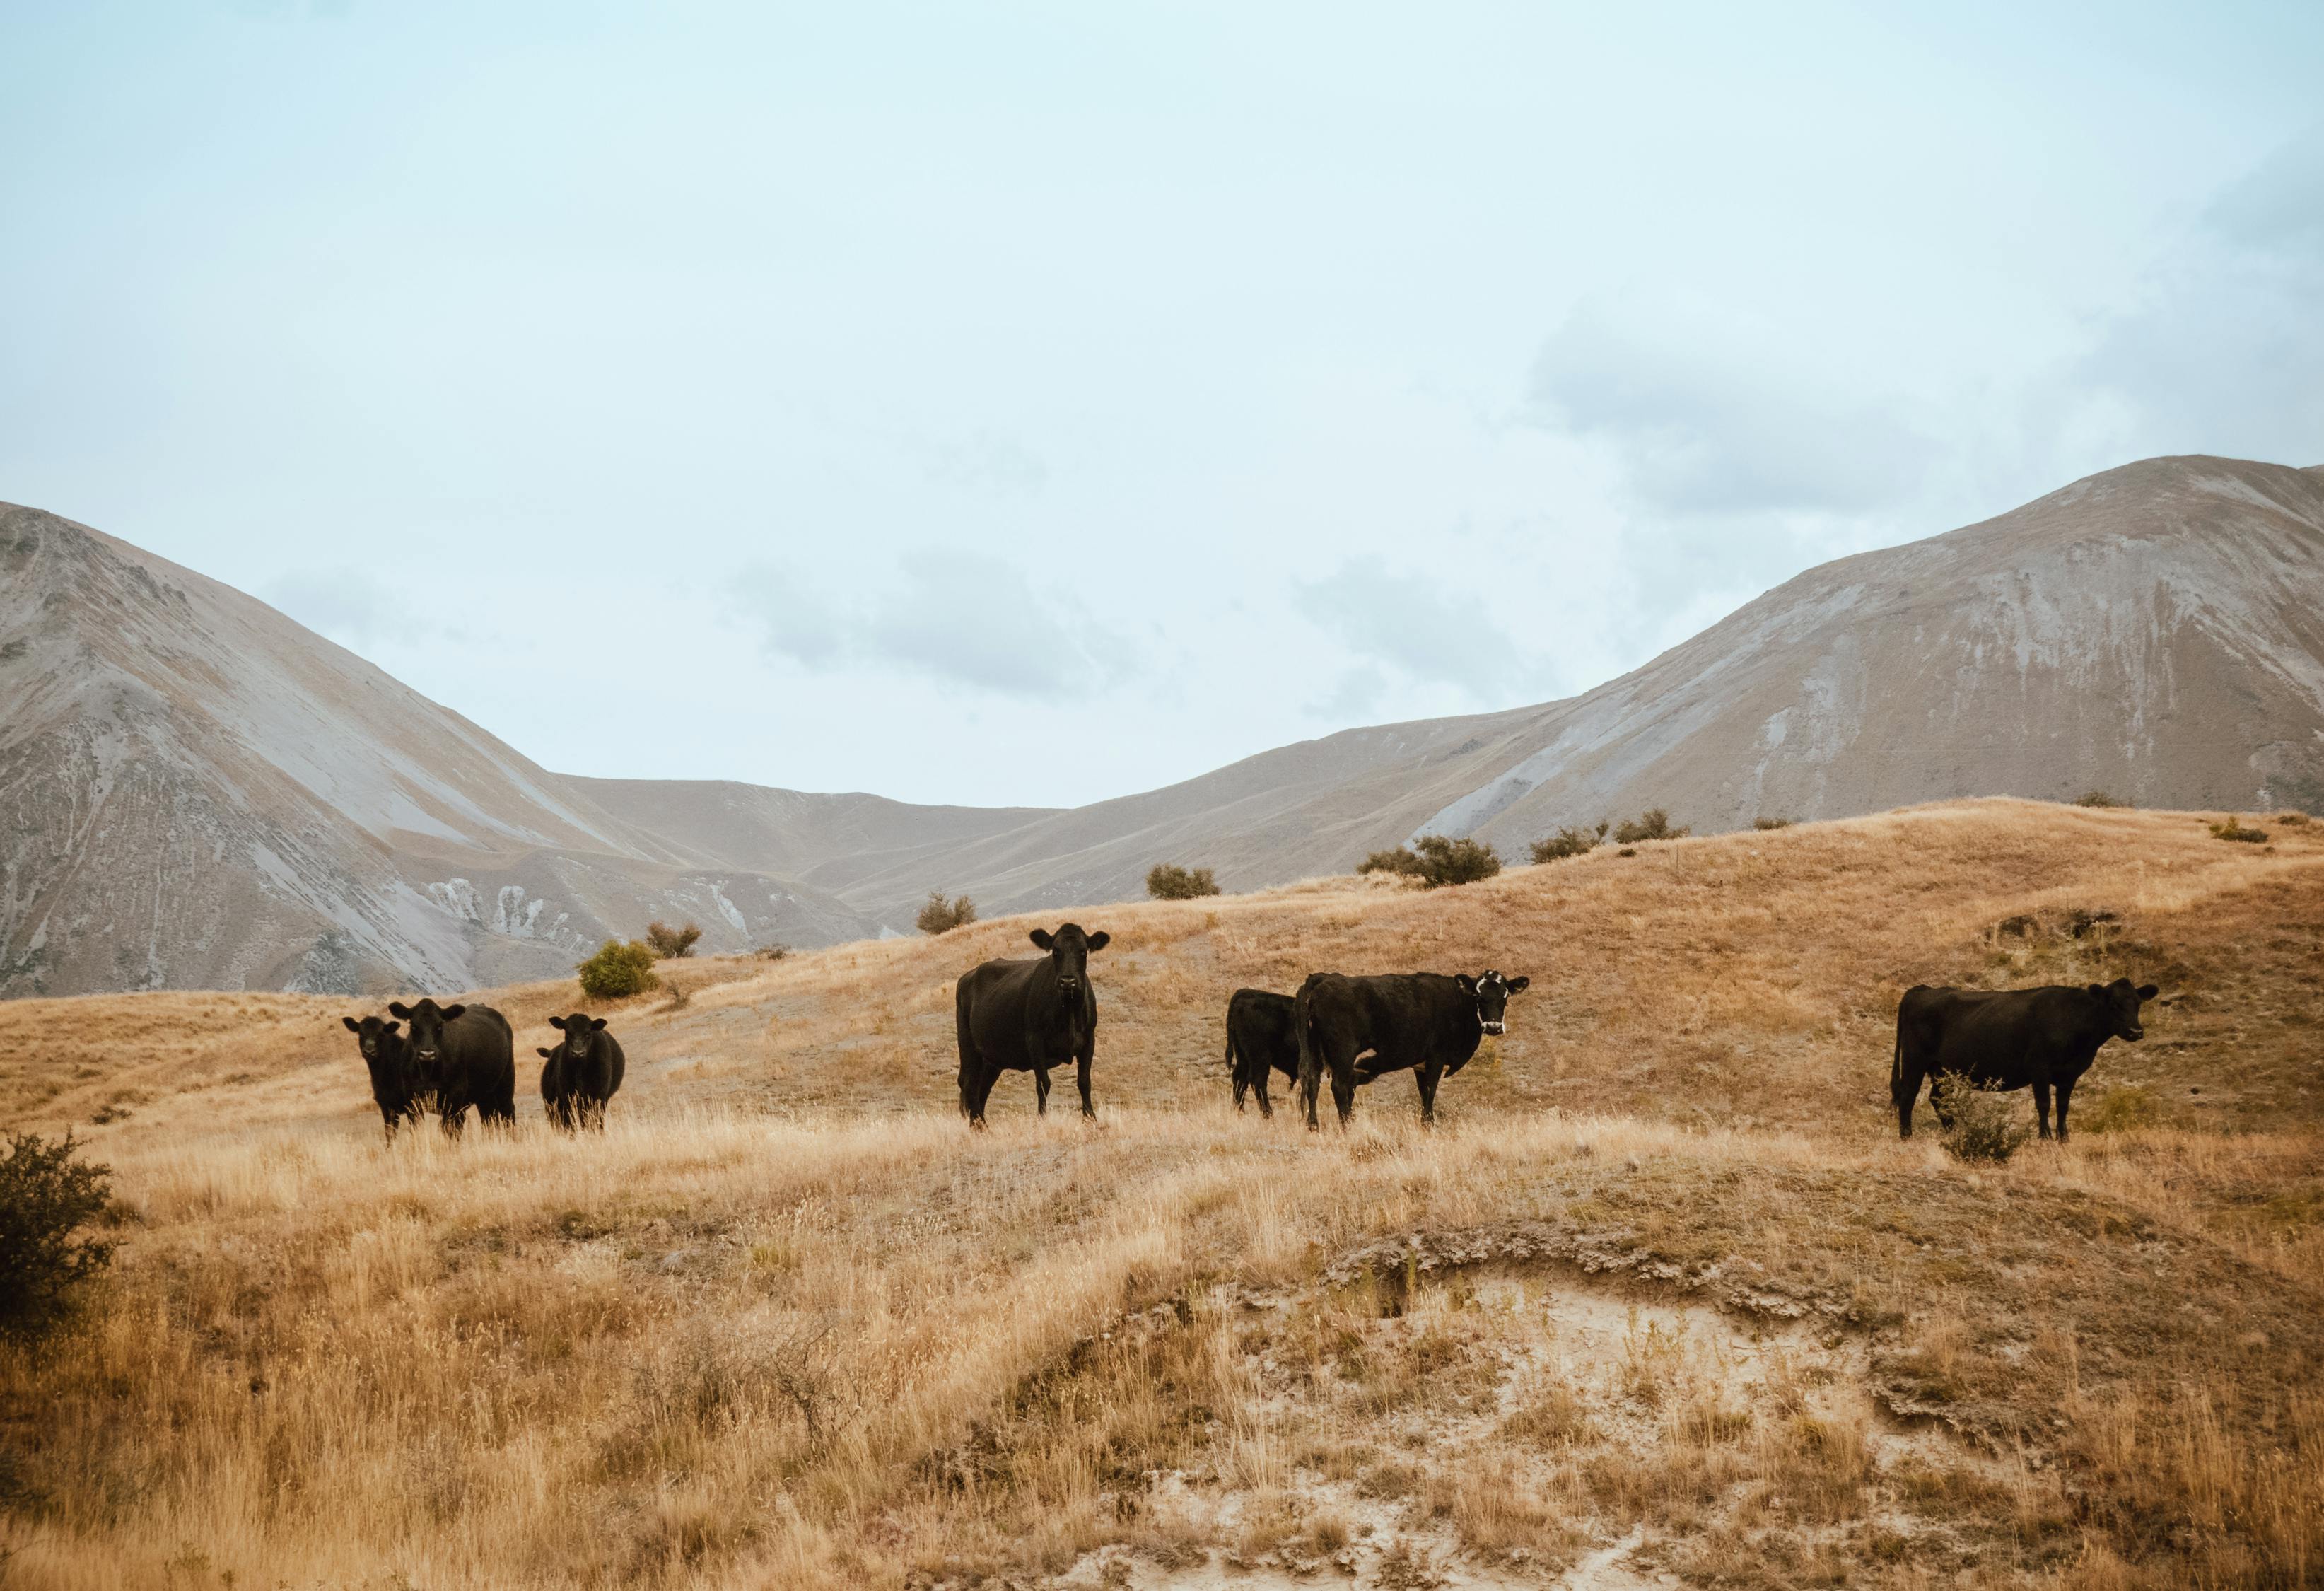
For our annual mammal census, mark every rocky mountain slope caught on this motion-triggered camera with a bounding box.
[6,454,2321,995]
[0,507,880,998]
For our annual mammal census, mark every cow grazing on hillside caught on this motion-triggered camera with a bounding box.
[387,998,516,1136]
[1892,979,2159,1143]
[539,1013,626,1131]
[1225,987,1300,1118]
[954,923,1110,1127]
[343,1014,421,1141]
[1296,969,1530,1128]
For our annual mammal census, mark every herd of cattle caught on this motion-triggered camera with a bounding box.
[342,921,2163,1145]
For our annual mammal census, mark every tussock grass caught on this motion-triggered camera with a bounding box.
[3,800,2323,1586]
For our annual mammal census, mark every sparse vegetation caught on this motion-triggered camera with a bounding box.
[1932,1073,2033,1162]
[1529,822,1607,863]
[757,943,793,961]
[2211,815,2269,844]
[915,891,976,934]
[576,938,660,1000]
[1360,834,1502,888]
[1612,808,1689,844]
[1145,863,1220,900]
[2082,1083,2164,1133]
[0,1131,115,1348]
[643,919,703,959]
[2077,790,2126,808]
[1752,815,1792,830]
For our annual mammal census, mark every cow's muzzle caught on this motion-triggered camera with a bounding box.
[1481,1020,1505,1036]
[2122,1026,2144,1042]
[416,1049,440,1062]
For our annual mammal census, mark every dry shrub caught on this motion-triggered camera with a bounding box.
[2211,815,2269,844]
[1752,815,1794,830]
[1529,823,1606,863]
[643,921,703,959]
[0,1131,115,1348]
[576,939,659,999]
[2078,791,2127,808]
[1145,863,1220,901]
[1359,835,1501,888]
[1933,1073,2032,1162]
[916,892,976,934]
[1613,808,1688,843]
[758,943,793,961]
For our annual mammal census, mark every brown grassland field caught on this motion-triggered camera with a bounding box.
[3,799,2323,1590]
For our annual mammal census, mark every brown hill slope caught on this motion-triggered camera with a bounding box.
[2,803,2320,1589]
[0,505,880,998]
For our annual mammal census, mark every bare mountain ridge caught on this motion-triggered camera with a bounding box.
[6,454,2323,996]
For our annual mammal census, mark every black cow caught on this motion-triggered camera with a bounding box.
[1296,968,1530,1128]
[1225,987,1300,1118]
[342,1014,421,1141]
[1892,979,2159,1143]
[954,923,1111,1127]
[387,998,515,1136]
[539,1013,626,1131]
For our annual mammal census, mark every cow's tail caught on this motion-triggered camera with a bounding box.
[1294,974,1323,1127]
[1222,1007,1239,1078]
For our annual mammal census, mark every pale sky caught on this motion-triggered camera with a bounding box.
[5,3,2320,806]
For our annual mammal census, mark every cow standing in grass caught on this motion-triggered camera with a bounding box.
[1295,969,1529,1129]
[538,1013,626,1131]
[1224,987,1300,1118]
[388,998,515,1136]
[342,1014,422,1141]
[954,923,1109,1127]
[1892,979,2159,1143]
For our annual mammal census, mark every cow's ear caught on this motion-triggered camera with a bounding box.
[387,1001,412,1019]
[2137,984,2159,1001]
[343,1016,361,1032]
[1454,974,1476,993]
[1506,975,1531,994]
[548,1015,566,1030]
[1029,929,1054,951]
[590,1016,607,1030]
[1086,931,1110,952]
[2086,984,2108,998]
[440,1003,466,1021]
[383,1020,399,1034]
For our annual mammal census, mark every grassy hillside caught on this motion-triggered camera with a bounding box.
[2,800,2320,1588]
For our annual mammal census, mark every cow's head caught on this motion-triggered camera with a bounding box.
[387,998,466,1078]
[2087,979,2160,1042]
[548,1013,607,1063]
[341,1013,402,1062]
[1454,969,1531,1036]
[1029,923,1109,998]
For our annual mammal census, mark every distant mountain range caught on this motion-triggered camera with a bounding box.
[6,453,2322,997]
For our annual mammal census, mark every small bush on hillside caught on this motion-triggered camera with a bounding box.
[2077,791,2126,809]
[1932,1075,2031,1164]
[1529,822,1607,863]
[1613,808,1689,844]
[1361,836,1501,888]
[2278,811,2313,827]
[2082,1084,2164,1134]
[0,1131,116,1349]
[2209,816,2268,844]
[644,920,703,959]
[916,892,976,935]
[757,943,793,961]
[1145,863,1220,900]
[578,939,660,1000]
[1753,815,1793,831]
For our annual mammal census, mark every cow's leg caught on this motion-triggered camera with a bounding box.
[1415,1060,1444,1126]
[1075,1047,1094,1120]
[440,1105,467,1141]
[1035,1067,1052,1116]
[1330,1059,1357,1127]
[2033,1078,2053,1141]
[2054,1076,2077,1144]
[1232,1059,1248,1114]
[966,1067,999,1130]
[1253,1067,1273,1120]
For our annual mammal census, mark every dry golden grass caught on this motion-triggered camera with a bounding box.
[2,799,2321,1588]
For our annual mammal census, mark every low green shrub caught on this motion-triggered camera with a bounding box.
[2076,791,2125,809]
[2209,816,2268,844]
[1145,863,1220,900]
[916,892,976,934]
[1613,808,1689,844]
[1932,1075,2031,1163]
[0,1131,116,1350]
[577,939,660,999]
[1529,823,1606,863]
[1752,815,1793,831]
[1360,835,1502,888]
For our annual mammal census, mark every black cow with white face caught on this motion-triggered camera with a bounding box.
[1893,978,2159,1143]
[953,923,1111,1127]
[1295,967,1531,1128]
[342,1014,421,1141]
[539,1013,626,1131]
[387,998,516,1137]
